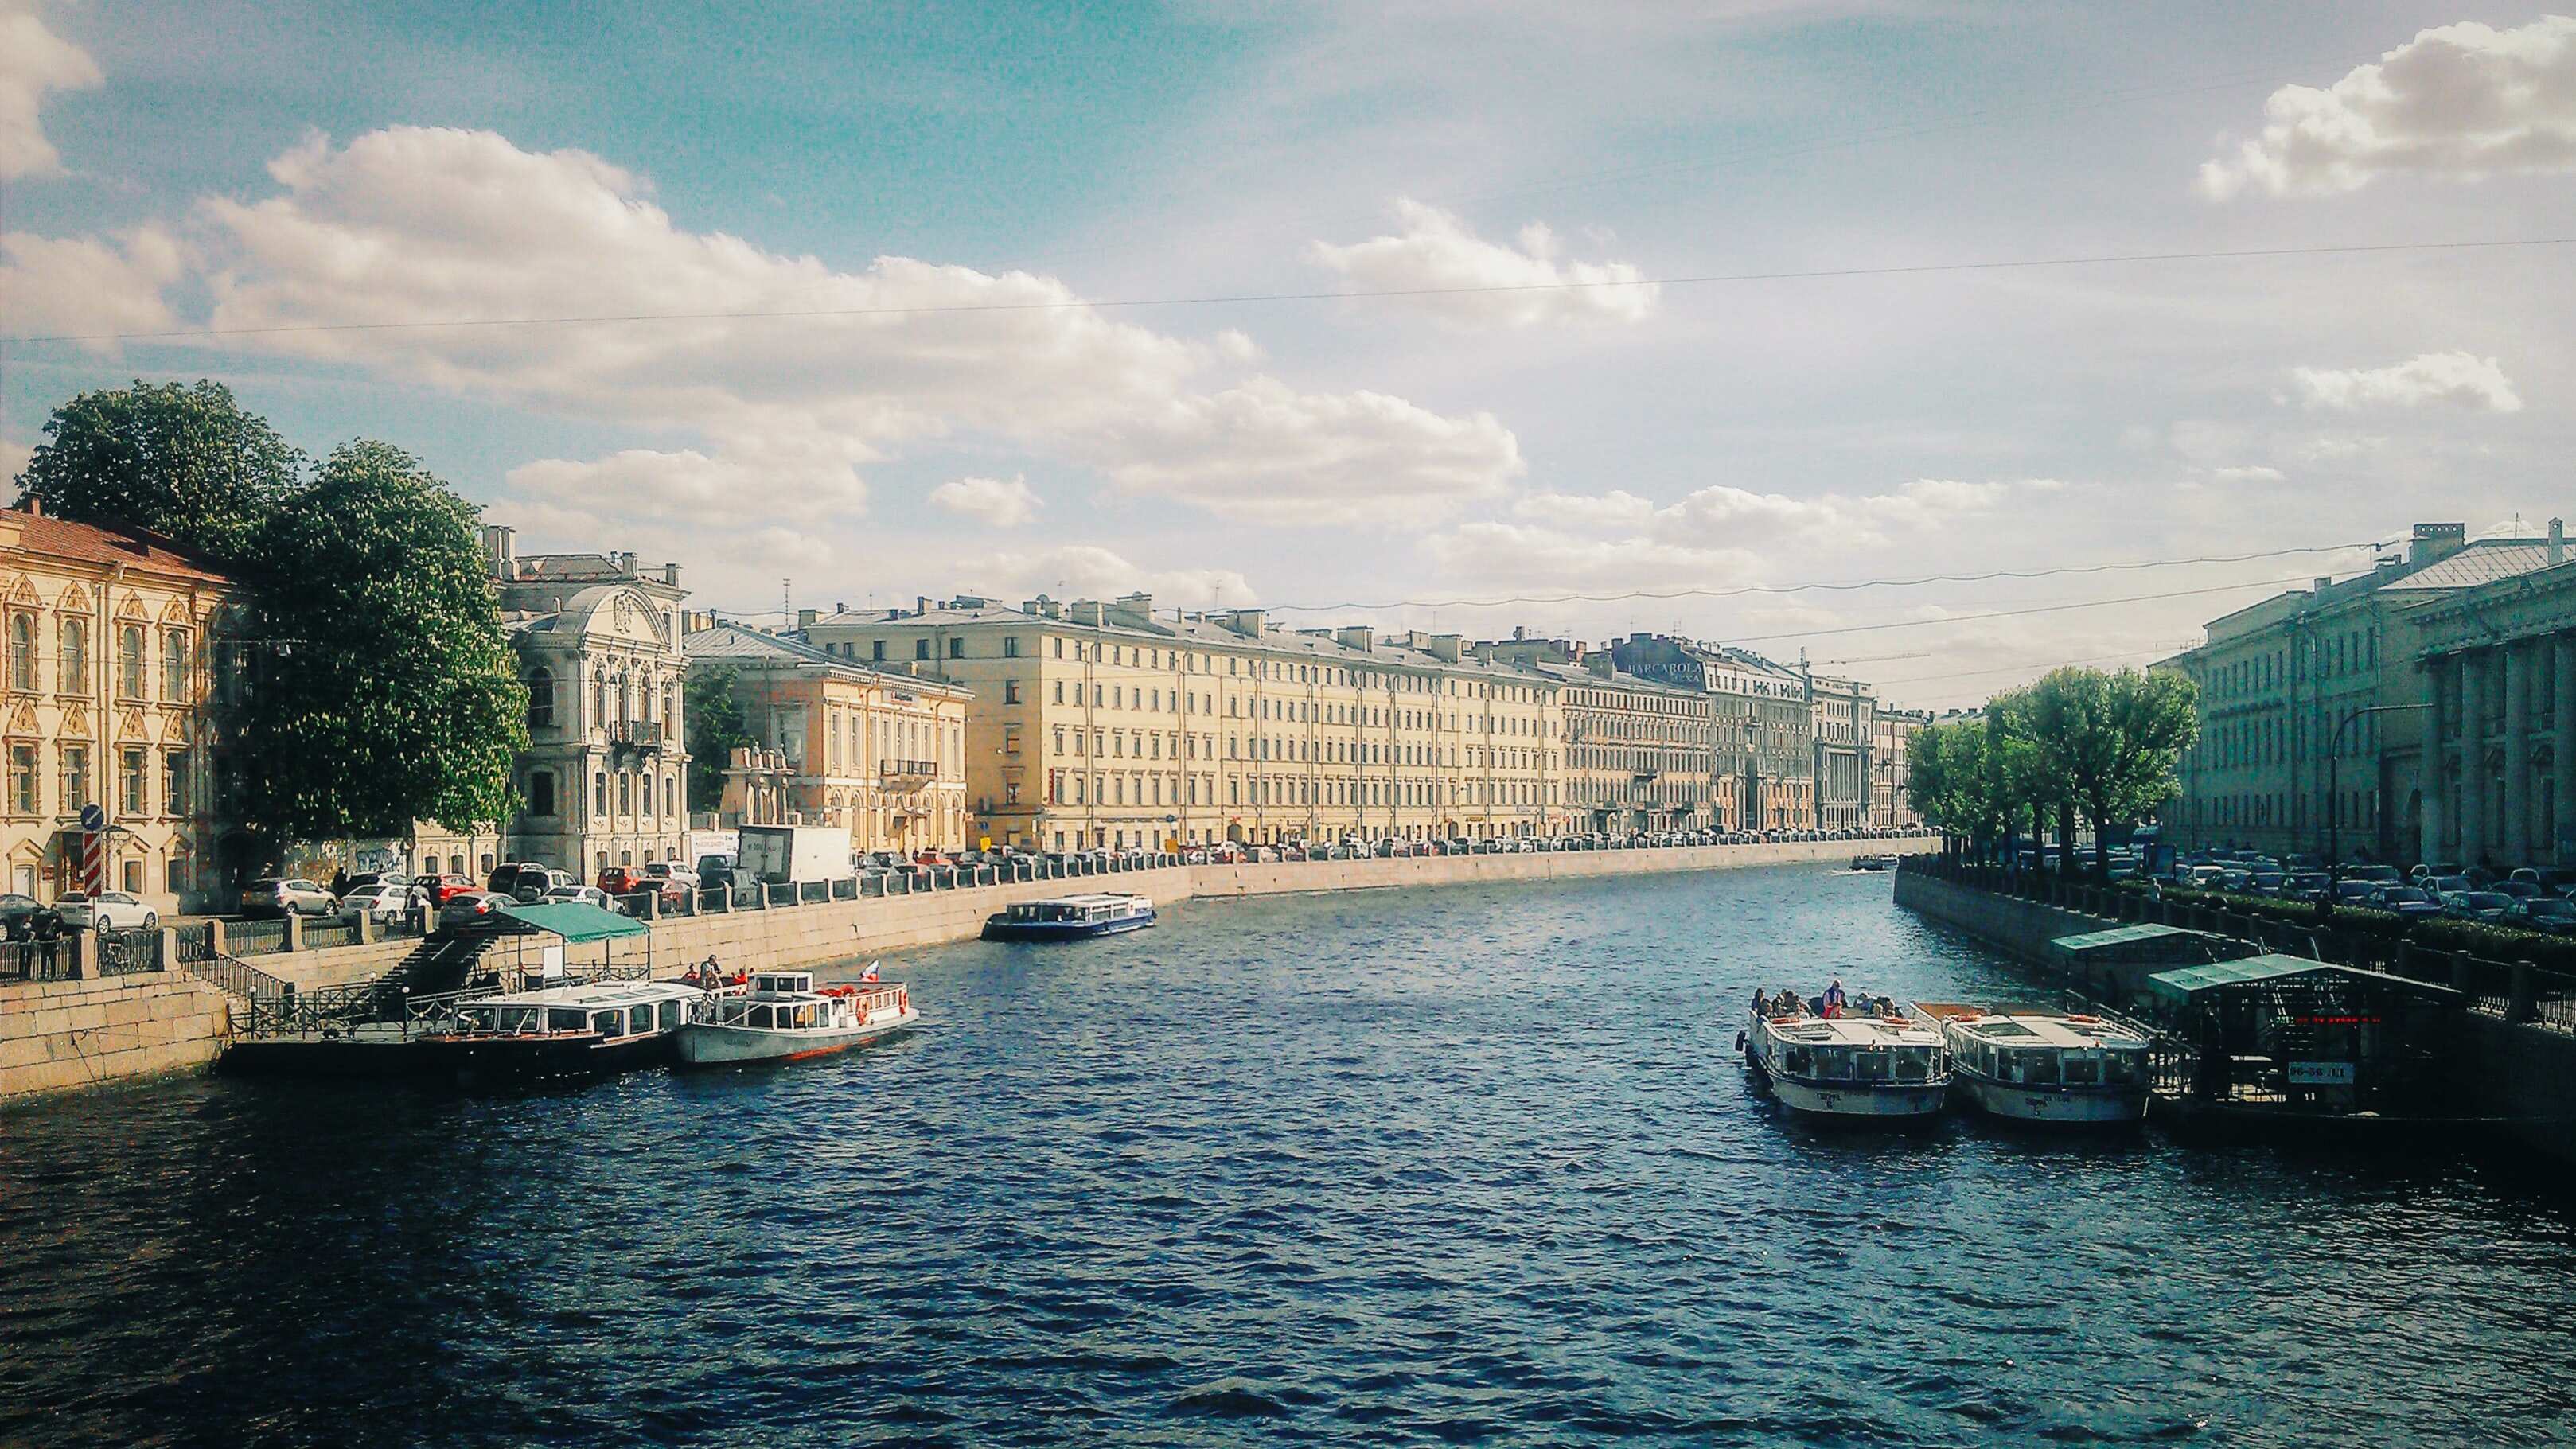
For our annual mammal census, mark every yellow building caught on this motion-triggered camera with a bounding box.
[0,504,231,915]
[799,594,1563,851]
[685,621,971,854]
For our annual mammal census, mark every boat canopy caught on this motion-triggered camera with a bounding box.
[2146,955,2461,1003]
[497,900,650,944]
[2048,923,2240,967]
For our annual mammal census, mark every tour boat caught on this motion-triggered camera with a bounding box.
[1915,1002,2151,1126]
[427,980,707,1084]
[980,893,1157,941]
[676,970,918,1066]
[1740,992,1950,1120]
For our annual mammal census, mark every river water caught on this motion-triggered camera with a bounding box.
[4,864,2573,1447]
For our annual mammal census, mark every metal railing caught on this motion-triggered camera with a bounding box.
[1,937,72,983]
[302,919,360,951]
[172,921,215,964]
[95,929,163,976]
[227,919,288,956]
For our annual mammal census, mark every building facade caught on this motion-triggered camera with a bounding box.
[2165,523,2555,864]
[410,530,694,881]
[1809,669,1876,832]
[801,594,1565,851]
[684,622,971,853]
[1485,637,1719,832]
[2410,538,2576,870]
[1870,707,1930,829]
[0,505,230,915]
[1613,636,1817,831]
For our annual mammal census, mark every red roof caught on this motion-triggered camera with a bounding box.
[8,512,232,586]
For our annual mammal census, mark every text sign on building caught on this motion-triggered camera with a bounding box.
[1703,668,1802,701]
[2286,1061,2356,1085]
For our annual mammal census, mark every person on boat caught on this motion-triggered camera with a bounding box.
[1824,980,1848,1017]
[1751,987,1767,1017]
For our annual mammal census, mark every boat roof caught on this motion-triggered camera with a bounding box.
[2147,955,2465,1002]
[472,980,703,1007]
[1923,1007,2149,1049]
[1762,1015,1940,1046]
[1026,893,1150,907]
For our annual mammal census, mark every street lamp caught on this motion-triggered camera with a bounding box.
[2327,703,2430,866]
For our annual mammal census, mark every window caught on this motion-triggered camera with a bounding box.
[528,770,557,816]
[641,773,655,817]
[9,745,34,814]
[8,613,34,691]
[526,668,555,729]
[59,617,86,693]
[949,637,965,659]
[1004,680,1021,704]
[167,857,188,893]
[872,640,887,661]
[123,859,142,894]
[162,629,189,700]
[915,639,931,660]
[1004,636,1021,658]
[594,772,609,817]
[618,773,633,815]
[61,746,89,809]
[119,747,146,815]
[119,624,146,699]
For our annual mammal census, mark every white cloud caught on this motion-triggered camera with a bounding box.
[0,5,99,180]
[189,127,1523,531]
[1306,198,1659,327]
[1095,375,1520,524]
[1512,488,1662,529]
[0,226,182,343]
[952,543,1255,610]
[2211,465,2286,482]
[2289,351,2523,413]
[928,473,1040,527]
[2201,17,2576,197]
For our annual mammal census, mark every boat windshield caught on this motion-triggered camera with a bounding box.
[497,1005,547,1034]
[1893,1046,1933,1081]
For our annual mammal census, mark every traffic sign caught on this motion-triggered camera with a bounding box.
[78,803,104,832]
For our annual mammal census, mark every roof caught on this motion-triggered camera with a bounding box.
[2146,955,2462,1001]
[497,900,650,944]
[684,621,972,696]
[2048,923,2226,958]
[6,512,231,586]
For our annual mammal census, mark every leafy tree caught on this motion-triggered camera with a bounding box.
[15,380,301,564]
[232,441,528,839]
[684,668,754,813]
[2004,665,2200,878]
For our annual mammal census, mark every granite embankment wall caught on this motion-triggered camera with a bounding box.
[1895,860,2576,1163]
[2,835,1931,1102]
[0,970,231,1104]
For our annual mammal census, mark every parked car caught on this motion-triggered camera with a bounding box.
[338,882,409,923]
[2329,880,2382,907]
[489,863,568,903]
[2442,890,2515,924]
[241,878,337,919]
[542,884,614,910]
[2372,886,2444,920]
[642,862,701,891]
[412,873,481,906]
[57,890,156,932]
[438,890,512,931]
[0,893,63,940]
[596,867,650,896]
[2509,897,2576,936]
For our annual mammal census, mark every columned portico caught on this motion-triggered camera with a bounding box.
[2459,650,2487,867]
[2504,643,2533,863]
[2557,636,2576,864]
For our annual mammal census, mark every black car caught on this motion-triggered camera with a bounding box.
[0,893,63,941]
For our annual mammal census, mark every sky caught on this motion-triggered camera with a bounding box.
[5,1,2574,710]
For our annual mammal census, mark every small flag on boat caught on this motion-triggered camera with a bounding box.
[859,960,880,982]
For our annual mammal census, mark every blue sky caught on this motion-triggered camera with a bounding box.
[6,2,2574,707]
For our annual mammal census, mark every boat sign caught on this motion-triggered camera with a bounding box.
[2287,1061,2356,1085]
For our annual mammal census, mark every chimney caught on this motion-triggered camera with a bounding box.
[2552,518,2566,567]
[663,563,683,588]
[21,496,39,517]
[614,550,637,577]
[797,608,818,628]
[2314,576,2332,593]
[1335,625,1375,652]
[1425,634,1461,663]
[1070,600,1107,627]
[481,524,516,581]
[915,596,931,617]
[1115,590,1154,621]
[1224,609,1265,638]
[1587,652,1614,678]
[2409,522,2467,567]
[1513,625,1527,641]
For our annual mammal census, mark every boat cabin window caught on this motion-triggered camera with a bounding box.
[1814,1048,1853,1080]
[659,999,682,1030]
[1783,1047,1812,1075]
[2062,1056,2099,1085]
[457,1006,497,1032]
[2026,1052,2060,1085]
[497,1005,543,1034]
[547,1007,587,1033]
[590,1010,622,1035]
[2101,1052,2141,1085]
[750,1005,775,1028]
[1893,1047,1931,1081]
[1856,1050,1892,1082]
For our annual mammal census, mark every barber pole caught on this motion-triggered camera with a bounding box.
[78,804,106,893]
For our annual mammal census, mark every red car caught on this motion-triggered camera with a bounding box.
[911,850,956,868]
[598,867,686,902]
[415,874,480,905]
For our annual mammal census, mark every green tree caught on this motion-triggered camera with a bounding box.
[232,441,528,839]
[15,380,301,564]
[684,668,754,813]
[2014,665,2200,878]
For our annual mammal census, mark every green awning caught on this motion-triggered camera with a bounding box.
[2050,923,2197,955]
[2146,954,2461,1003]
[497,900,649,944]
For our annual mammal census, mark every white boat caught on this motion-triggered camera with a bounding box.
[675,970,918,1067]
[1741,991,1950,1119]
[1915,1002,2151,1125]
[431,979,709,1081]
[981,893,1156,941]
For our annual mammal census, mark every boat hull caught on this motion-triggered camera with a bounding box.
[980,911,1155,942]
[676,1007,918,1065]
[1762,1069,1950,1119]
[1954,1069,2146,1125]
[427,1031,677,1085]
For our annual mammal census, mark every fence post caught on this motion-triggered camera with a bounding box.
[285,913,305,952]
[208,918,227,956]
[69,930,92,979]
[357,912,376,945]
[157,925,177,973]
[2451,952,2474,993]
[2508,962,2539,1023]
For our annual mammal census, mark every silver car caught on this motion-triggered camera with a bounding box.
[56,890,157,932]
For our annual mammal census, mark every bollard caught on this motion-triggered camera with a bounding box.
[284,913,304,952]
[2508,961,2539,1023]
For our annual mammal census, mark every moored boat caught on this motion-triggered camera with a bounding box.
[676,970,917,1066]
[425,979,707,1084]
[981,893,1156,941]
[1915,1002,2151,1126]
[1740,989,1949,1120]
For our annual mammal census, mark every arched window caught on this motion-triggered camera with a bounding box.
[13,613,41,691]
[526,668,555,729]
[118,625,146,699]
[162,629,189,699]
[58,617,87,692]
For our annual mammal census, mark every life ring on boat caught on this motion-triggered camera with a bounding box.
[2067,1014,2101,1024]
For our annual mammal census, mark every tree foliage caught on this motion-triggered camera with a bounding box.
[13,384,534,846]
[233,442,529,838]
[684,668,753,813]
[16,380,302,564]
